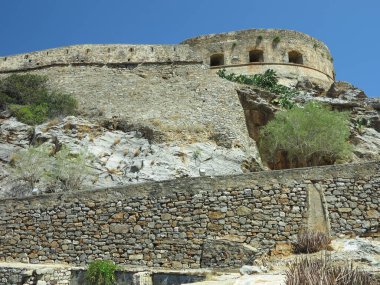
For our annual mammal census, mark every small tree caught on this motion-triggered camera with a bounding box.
[259,102,352,169]
[9,145,53,190]
[86,260,118,285]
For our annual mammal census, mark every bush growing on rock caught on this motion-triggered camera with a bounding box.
[51,146,94,191]
[9,145,94,195]
[9,145,53,192]
[259,102,352,169]
[0,74,77,124]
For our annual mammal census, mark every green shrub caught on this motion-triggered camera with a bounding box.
[9,103,49,125]
[0,74,47,105]
[0,74,77,124]
[86,260,118,285]
[217,68,297,109]
[259,102,352,168]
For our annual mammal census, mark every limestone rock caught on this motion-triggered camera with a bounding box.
[326,81,367,100]
[239,265,263,275]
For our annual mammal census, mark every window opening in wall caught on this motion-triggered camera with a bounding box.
[288,51,303,64]
[66,49,69,54]
[249,50,264,62]
[210,54,224,66]
[151,47,154,52]
[129,47,134,52]
[86,49,90,54]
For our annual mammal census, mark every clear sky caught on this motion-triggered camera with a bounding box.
[0,0,379,97]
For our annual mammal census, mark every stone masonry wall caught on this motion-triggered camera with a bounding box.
[182,29,334,79]
[0,265,71,285]
[0,162,379,269]
[0,44,201,73]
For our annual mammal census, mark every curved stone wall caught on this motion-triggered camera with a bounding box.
[182,29,335,87]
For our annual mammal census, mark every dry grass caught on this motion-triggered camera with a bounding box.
[292,231,332,254]
[285,255,376,285]
[42,118,60,131]
[112,137,121,146]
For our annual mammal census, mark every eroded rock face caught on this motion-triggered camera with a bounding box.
[236,87,278,142]
[326,81,367,100]
[0,116,256,198]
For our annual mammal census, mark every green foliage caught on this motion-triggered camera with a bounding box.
[259,102,352,168]
[0,74,77,125]
[0,73,47,105]
[272,36,281,46]
[9,103,49,125]
[355,117,368,134]
[86,260,118,285]
[217,68,297,109]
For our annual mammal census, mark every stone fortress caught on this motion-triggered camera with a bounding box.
[0,29,334,88]
[0,29,379,284]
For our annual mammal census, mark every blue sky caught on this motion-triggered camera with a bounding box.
[0,0,379,97]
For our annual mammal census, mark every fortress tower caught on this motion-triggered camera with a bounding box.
[183,29,335,88]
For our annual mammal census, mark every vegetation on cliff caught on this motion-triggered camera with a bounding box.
[9,145,94,195]
[217,68,297,109]
[0,74,77,124]
[259,102,352,168]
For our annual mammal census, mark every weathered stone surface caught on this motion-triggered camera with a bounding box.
[0,116,257,198]
[110,224,130,234]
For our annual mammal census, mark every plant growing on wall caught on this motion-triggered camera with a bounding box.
[217,68,297,109]
[259,102,352,168]
[272,36,281,47]
[86,260,118,285]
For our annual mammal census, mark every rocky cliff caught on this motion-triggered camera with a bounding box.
[0,62,379,197]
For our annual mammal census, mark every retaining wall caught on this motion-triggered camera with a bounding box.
[0,162,379,269]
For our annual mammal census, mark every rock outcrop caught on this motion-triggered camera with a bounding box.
[0,116,256,197]
[236,81,380,169]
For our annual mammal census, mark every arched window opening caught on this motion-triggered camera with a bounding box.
[249,50,264,62]
[288,51,303,64]
[210,54,224,66]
